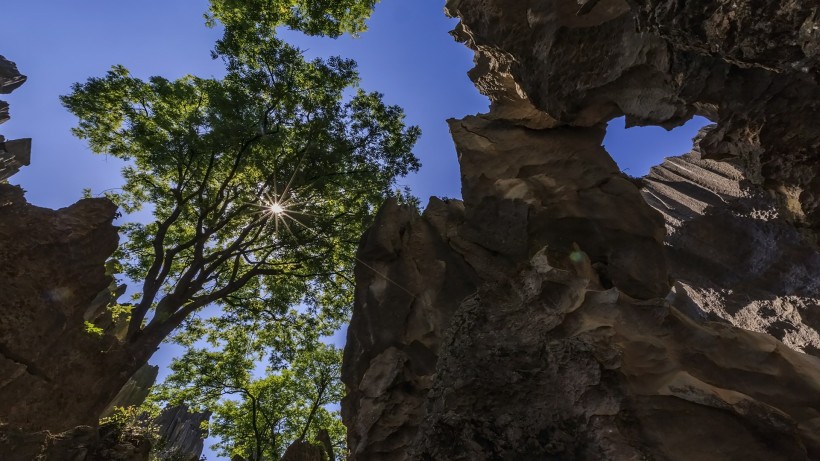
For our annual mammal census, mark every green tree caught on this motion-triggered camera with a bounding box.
[208,0,378,55]
[155,324,345,461]
[5,0,412,435]
[61,35,419,359]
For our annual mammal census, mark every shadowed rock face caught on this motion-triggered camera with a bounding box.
[154,405,211,461]
[0,184,123,431]
[645,127,820,356]
[412,252,820,460]
[342,0,820,459]
[342,198,481,460]
[451,116,669,299]
[0,56,141,437]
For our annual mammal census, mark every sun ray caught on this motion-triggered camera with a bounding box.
[278,215,297,240]
[280,152,307,204]
[253,156,417,297]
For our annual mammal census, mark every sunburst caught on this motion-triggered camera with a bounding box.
[268,202,285,215]
[254,157,415,297]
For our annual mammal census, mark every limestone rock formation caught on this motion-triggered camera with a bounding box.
[645,127,820,356]
[101,365,160,419]
[280,439,329,461]
[342,0,820,459]
[412,250,820,460]
[153,405,211,461]
[446,0,820,238]
[0,138,31,181]
[0,55,27,95]
[0,183,122,430]
[0,55,141,438]
[344,196,820,460]
[451,115,669,299]
[0,55,31,181]
[342,197,479,459]
[0,423,152,461]
[0,55,216,461]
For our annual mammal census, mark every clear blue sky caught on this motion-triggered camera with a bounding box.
[2,1,707,459]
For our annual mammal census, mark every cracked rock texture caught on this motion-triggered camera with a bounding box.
[342,0,820,460]
[0,183,125,432]
[0,424,152,461]
[646,126,820,356]
[100,365,160,420]
[153,405,211,461]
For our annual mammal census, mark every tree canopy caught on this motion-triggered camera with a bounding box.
[155,322,345,460]
[63,1,413,458]
[63,30,418,353]
[208,0,379,66]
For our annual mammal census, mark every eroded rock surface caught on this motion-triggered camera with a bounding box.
[153,405,210,461]
[413,251,820,460]
[343,0,820,459]
[0,184,122,432]
[0,423,152,461]
[644,127,820,356]
[0,55,31,181]
[101,365,160,419]
[446,0,820,237]
[342,198,480,459]
[0,56,139,437]
[452,116,669,299]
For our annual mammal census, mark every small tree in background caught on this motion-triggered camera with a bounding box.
[154,323,345,460]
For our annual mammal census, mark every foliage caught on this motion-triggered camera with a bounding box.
[83,320,104,337]
[62,36,419,351]
[97,406,160,459]
[153,323,345,461]
[100,405,208,461]
[208,0,379,63]
[69,1,409,459]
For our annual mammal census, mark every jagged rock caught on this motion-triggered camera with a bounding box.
[317,429,334,461]
[0,102,9,125]
[0,424,151,461]
[0,55,26,95]
[0,55,159,446]
[101,365,160,419]
[342,197,480,460]
[345,197,820,460]
[411,250,820,460]
[153,405,210,461]
[445,0,820,238]
[634,0,818,73]
[451,115,669,299]
[643,127,820,355]
[281,439,328,461]
[343,0,820,459]
[0,182,125,431]
[0,55,31,179]
[0,405,209,461]
[0,138,32,181]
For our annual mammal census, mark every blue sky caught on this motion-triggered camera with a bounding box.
[2,0,708,210]
[2,1,707,459]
